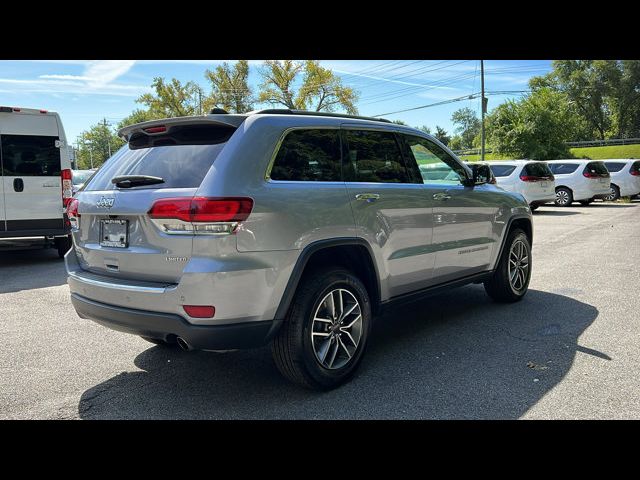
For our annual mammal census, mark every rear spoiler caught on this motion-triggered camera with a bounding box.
[118,115,247,141]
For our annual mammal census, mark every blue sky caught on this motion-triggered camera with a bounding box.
[0,60,552,143]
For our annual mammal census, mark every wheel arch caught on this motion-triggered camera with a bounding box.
[493,215,533,271]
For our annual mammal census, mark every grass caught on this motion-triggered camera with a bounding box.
[458,143,640,162]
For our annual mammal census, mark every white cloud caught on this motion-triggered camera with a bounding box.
[40,74,92,81]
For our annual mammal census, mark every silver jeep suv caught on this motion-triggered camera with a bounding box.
[65,109,533,390]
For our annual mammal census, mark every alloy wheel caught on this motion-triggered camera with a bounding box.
[508,239,529,293]
[556,190,570,206]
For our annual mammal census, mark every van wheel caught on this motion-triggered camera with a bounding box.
[603,185,620,202]
[484,228,531,303]
[555,187,573,206]
[271,267,371,390]
[55,235,72,258]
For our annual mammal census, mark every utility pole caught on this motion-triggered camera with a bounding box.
[101,118,112,157]
[480,60,486,161]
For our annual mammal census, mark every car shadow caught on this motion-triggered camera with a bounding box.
[533,209,580,216]
[78,287,600,419]
[0,248,67,293]
[582,202,637,208]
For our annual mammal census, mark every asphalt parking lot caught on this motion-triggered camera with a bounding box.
[1,200,639,419]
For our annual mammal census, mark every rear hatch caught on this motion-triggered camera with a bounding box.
[70,121,237,283]
[519,162,555,197]
[582,161,610,193]
[630,161,640,193]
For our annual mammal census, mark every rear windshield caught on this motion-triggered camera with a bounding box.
[72,170,95,185]
[603,162,626,173]
[489,164,516,177]
[584,161,609,176]
[631,161,640,174]
[83,124,234,191]
[548,163,579,175]
[523,162,553,177]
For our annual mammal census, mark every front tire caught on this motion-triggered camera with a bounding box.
[271,267,372,390]
[484,228,531,303]
[555,187,573,207]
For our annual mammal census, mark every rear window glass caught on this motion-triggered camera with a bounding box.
[72,170,95,185]
[631,161,640,174]
[548,163,579,175]
[604,162,626,173]
[585,161,609,176]
[1,134,61,176]
[84,143,227,191]
[270,129,341,181]
[489,164,517,177]
[523,162,553,177]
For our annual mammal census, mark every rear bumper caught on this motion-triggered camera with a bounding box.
[71,293,280,350]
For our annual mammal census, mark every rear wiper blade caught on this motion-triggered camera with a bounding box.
[111,175,165,188]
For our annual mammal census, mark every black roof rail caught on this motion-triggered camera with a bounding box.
[209,108,229,114]
[250,109,392,123]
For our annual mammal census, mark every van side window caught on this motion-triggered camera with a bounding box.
[269,129,341,182]
[400,134,467,185]
[343,129,411,183]
[548,163,578,175]
[1,135,61,177]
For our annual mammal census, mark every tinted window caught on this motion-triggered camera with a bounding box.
[631,161,640,174]
[72,170,95,185]
[603,162,625,173]
[401,134,467,185]
[523,162,553,177]
[548,163,579,175]
[344,130,410,183]
[270,129,341,181]
[84,143,226,191]
[490,164,517,177]
[1,134,61,176]
[585,161,609,176]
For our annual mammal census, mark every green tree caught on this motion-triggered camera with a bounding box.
[486,88,580,159]
[75,121,125,169]
[137,77,203,118]
[434,126,450,146]
[392,119,408,125]
[449,135,463,151]
[117,109,158,129]
[258,60,358,114]
[205,60,254,113]
[451,107,481,149]
[416,125,431,134]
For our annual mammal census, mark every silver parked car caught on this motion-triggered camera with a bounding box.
[65,109,533,389]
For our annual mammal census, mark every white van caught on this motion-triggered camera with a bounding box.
[546,159,611,206]
[0,106,73,257]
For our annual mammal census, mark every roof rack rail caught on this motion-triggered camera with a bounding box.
[249,109,392,123]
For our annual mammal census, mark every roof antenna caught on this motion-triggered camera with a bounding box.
[210,108,229,114]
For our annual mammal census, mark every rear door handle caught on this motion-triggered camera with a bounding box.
[433,192,451,201]
[355,193,380,202]
[13,178,24,192]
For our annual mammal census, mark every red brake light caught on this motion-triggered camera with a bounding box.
[144,125,167,134]
[12,107,21,112]
[66,198,79,218]
[61,169,73,206]
[583,172,598,178]
[40,109,48,114]
[630,170,640,176]
[183,305,215,318]
[148,197,253,223]
[519,175,538,182]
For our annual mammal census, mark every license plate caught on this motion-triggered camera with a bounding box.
[540,182,548,188]
[100,219,129,248]
[600,178,606,183]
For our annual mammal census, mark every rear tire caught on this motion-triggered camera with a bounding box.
[484,228,531,303]
[603,185,620,202]
[55,235,72,259]
[271,267,372,390]
[555,187,573,206]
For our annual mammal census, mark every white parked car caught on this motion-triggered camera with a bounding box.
[601,159,640,200]
[546,160,611,206]
[486,160,555,211]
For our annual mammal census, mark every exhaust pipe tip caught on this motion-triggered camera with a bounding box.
[176,337,192,351]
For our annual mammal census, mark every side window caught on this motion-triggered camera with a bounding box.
[1,134,61,177]
[549,163,579,175]
[269,129,341,182]
[401,134,468,185]
[343,129,411,183]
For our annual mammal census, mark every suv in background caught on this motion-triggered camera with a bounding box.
[602,160,640,201]
[546,160,611,206]
[486,160,555,211]
[65,109,533,390]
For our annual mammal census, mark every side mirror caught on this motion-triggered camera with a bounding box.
[467,163,492,186]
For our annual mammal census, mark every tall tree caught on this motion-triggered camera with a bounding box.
[451,107,481,149]
[434,126,451,146]
[136,77,203,118]
[416,125,431,134]
[75,121,125,169]
[205,60,254,113]
[117,109,158,129]
[258,60,358,114]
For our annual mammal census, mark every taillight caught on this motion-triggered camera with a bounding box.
[183,305,215,318]
[143,125,167,134]
[520,175,539,182]
[61,169,73,206]
[583,172,599,178]
[630,170,640,177]
[66,198,79,229]
[148,197,253,235]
